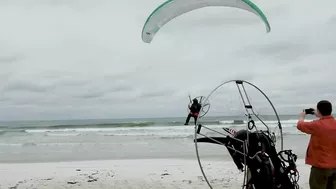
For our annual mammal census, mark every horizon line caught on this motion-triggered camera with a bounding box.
[0,114,314,123]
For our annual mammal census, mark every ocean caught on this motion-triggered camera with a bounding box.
[0,115,311,163]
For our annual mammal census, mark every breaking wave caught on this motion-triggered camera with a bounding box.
[0,117,312,138]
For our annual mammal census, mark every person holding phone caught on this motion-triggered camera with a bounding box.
[297,100,336,189]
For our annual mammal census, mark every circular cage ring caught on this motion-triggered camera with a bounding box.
[188,96,211,118]
[194,79,283,189]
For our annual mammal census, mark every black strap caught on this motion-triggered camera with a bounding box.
[277,150,300,189]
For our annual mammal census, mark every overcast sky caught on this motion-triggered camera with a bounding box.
[0,0,335,120]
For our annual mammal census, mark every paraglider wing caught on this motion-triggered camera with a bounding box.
[141,0,271,43]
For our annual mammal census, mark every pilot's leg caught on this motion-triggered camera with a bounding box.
[193,115,198,125]
[184,114,192,125]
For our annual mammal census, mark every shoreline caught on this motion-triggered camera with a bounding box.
[0,158,310,189]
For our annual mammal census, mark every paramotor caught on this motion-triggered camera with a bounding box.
[194,80,299,189]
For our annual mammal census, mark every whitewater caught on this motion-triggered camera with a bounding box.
[0,115,309,137]
[0,115,311,163]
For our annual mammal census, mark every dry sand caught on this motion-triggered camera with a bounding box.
[0,158,310,189]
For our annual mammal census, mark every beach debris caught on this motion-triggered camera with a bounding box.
[87,175,98,182]
[43,178,53,181]
[8,183,19,189]
[83,171,100,182]
[197,176,205,181]
[161,170,170,176]
[160,170,170,178]
[67,181,78,184]
[107,172,115,177]
[87,178,98,182]
[76,169,81,171]
[182,180,192,184]
[223,182,230,188]
[8,180,27,189]
[209,178,227,184]
[161,170,170,179]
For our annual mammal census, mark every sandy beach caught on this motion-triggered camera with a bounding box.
[0,158,310,189]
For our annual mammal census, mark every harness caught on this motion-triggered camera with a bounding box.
[277,150,300,189]
[190,112,199,116]
[244,131,300,189]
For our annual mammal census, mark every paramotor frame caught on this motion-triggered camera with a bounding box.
[194,79,284,189]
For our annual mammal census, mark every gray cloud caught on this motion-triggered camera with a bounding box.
[138,89,176,99]
[2,80,52,93]
[0,0,335,120]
